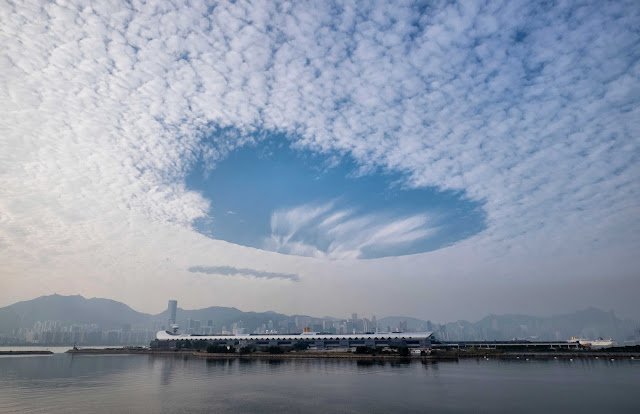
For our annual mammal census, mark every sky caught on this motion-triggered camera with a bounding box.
[1,0,639,322]
[186,140,486,259]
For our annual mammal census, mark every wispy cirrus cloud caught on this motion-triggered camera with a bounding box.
[265,202,437,259]
[188,266,299,282]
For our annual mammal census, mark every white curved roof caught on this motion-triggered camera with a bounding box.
[156,331,433,341]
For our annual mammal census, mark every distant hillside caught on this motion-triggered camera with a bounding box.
[1,295,637,343]
[0,294,151,333]
[0,294,290,334]
[380,309,639,343]
[433,308,639,343]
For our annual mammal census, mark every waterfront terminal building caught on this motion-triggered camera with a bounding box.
[152,330,434,351]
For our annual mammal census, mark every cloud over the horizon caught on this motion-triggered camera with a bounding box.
[188,265,299,282]
[0,0,639,318]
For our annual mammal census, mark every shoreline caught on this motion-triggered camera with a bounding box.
[0,350,54,355]
[63,348,640,360]
[192,352,457,360]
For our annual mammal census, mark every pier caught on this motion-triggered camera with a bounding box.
[433,340,581,351]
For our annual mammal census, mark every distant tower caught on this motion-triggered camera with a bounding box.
[168,300,177,327]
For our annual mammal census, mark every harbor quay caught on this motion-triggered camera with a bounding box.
[151,330,435,352]
[60,301,640,358]
[62,346,640,361]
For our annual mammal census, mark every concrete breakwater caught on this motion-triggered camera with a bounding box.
[455,352,640,360]
[66,348,177,355]
[0,350,53,355]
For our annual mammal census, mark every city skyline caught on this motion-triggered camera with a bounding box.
[2,294,638,348]
[1,1,639,321]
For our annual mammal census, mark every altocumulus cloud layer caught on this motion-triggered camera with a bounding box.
[0,0,639,319]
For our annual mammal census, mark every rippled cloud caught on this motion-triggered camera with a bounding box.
[1,0,638,318]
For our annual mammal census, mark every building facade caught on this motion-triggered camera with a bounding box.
[152,331,433,350]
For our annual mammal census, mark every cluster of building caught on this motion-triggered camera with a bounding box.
[288,313,381,335]
[180,315,387,336]
[4,320,157,346]
[153,330,434,351]
[174,310,412,337]
[155,300,434,351]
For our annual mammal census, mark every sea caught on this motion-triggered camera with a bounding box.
[0,350,638,413]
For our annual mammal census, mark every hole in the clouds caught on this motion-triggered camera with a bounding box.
[515,30,528,43]
[186,134,486,259]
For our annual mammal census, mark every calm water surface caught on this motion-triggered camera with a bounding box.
[0,354,638,413]
[0,346,113,353]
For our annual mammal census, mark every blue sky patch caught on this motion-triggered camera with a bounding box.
[186,134,486,259]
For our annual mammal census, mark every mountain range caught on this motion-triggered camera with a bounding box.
[0,294,291,335]
[1,294,638,343]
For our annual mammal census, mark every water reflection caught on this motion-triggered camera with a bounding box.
[0,355,637,414]
[159,355,174,386]
[355,359,386,368]
[205,358,235,368]
[420,360,441,371]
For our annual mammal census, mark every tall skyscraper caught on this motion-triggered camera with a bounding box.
[168,300,177,326]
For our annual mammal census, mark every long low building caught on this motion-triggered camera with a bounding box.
[153,331,434,350]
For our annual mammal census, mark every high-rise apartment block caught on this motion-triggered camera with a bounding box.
[168,300,177,327]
